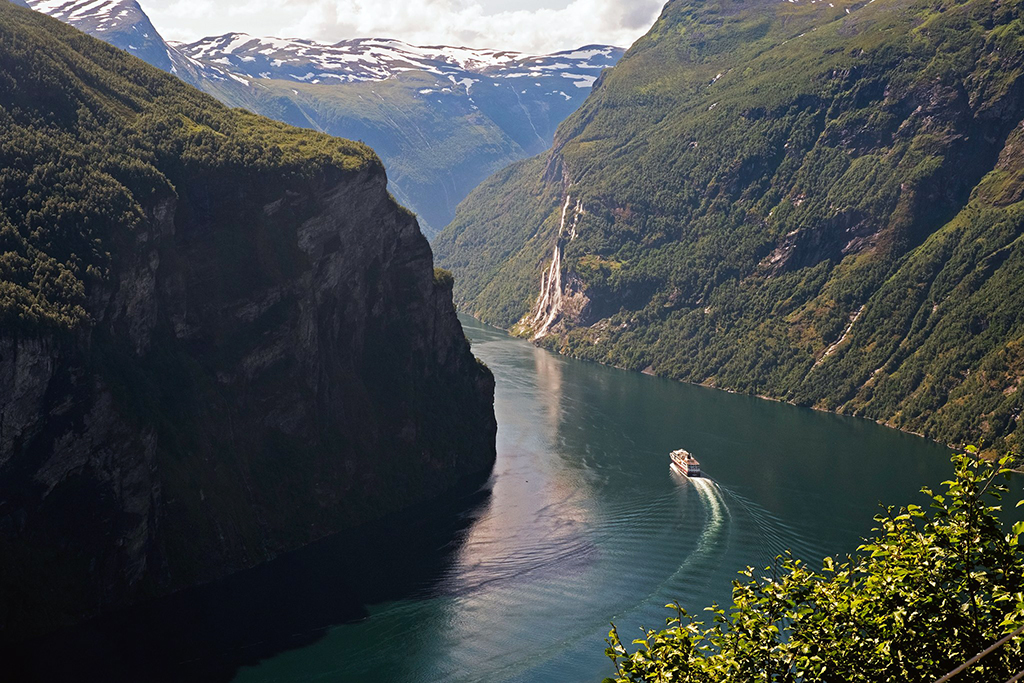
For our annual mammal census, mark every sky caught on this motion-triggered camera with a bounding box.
[139,0,666,54]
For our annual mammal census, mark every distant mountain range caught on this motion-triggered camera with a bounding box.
[19,0,623,236]
[178,32,615,88]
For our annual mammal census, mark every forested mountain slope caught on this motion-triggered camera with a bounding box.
[435,0,1024,455]
[18,0,623,237]
[0,2,495,636]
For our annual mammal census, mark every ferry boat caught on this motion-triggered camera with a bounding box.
[670,449,701,477]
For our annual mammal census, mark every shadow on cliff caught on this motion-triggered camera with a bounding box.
[3,475,493,683]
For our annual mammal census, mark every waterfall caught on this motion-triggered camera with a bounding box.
[533,245,563,340]
[523,194,587,341]
[530,196,574,339]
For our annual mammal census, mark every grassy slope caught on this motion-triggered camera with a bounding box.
[436,0,1024,454]
[206,72,525,237]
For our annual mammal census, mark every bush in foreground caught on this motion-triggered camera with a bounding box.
[605,449,1024,682]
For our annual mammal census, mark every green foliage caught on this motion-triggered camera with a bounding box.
[433,267,455,288]
[222,72,529,237]
[436,0,1024,455]
[0,2,378,331]
[0,3,499,636]
[604,450,1024,682]
[435,155,565,324]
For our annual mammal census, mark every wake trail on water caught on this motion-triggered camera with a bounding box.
[614,475,731,623]
[716,485,823,570]
[470,477,735,683]
[681,476,730,574]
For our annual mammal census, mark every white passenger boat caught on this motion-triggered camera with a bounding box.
[670,449,701,477]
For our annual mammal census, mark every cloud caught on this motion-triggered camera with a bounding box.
[142,0,665,53]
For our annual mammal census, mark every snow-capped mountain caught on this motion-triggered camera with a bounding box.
[24,0,178,72]
[19,0,624,236]
[20,0,248,87]
[179,33,619,92]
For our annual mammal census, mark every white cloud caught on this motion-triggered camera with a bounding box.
[141,0,665,53]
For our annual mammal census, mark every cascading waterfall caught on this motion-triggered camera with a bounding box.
[533,247,563,340]
[530,195,583,341]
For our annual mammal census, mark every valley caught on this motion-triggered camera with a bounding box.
[2,0,1023,680]
[21,0,623,237]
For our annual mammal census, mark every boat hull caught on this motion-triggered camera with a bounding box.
[670,461,701,478]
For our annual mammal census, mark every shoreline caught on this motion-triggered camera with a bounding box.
[456,311,1022,468]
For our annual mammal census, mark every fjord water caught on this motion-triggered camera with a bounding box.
[9,315,965,682]
[230,315,954,682]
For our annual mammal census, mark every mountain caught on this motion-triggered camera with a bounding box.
[177,35,622,236]
[18,0,255,87]
[178,32,618,89]
[0,1,495,637]
[23,0,174,70]
[435,0,1024,456]
[19,0,624,237]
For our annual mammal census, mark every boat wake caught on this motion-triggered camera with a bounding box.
[611,473,731,623]
[680,475,730,572]
[717,486,822,571]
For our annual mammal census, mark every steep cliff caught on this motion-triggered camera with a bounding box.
[436,0,1024,455]
[0,2,496,637]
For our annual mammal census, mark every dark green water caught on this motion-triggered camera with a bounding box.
[14,315,1007,683]
[228,315,958,682]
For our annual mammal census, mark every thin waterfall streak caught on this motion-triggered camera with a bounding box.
[535,247,562,339]
[531,195,574,338]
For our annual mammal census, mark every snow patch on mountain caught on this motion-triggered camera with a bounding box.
[27,0,154,36]
[24,0,622,99]
[23,0,223,82]
[176,33,622,86]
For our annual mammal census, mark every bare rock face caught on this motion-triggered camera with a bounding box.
[0,161,496,637]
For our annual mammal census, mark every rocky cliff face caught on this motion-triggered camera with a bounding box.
[0,162,496,638]
[0,3,495,638]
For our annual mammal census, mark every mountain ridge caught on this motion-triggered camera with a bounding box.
[176,32,618,86]
[18,0,624,237]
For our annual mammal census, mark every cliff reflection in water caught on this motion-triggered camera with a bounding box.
[397,336,599,681]
[5,478,493,683]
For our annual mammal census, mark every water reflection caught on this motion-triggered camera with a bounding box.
[410,330,600,682]
[532,343,564,439]
[445,339,591,591]
[7,315,991,683]
[4,479,492,683]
